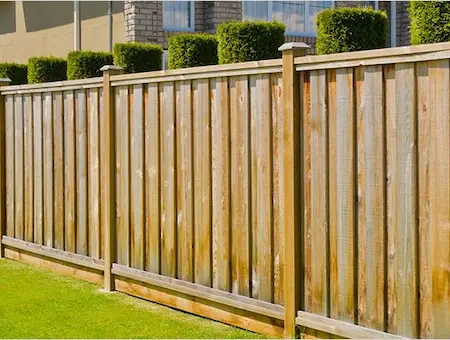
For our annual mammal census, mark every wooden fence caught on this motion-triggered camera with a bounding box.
[0,42,449,339]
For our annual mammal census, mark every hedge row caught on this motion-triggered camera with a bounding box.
[410,1,450,45]
[67,51,113,80]
[169,34,218,69]
[0,63,28,85]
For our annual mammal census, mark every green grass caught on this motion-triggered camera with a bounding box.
[0,259,264,339]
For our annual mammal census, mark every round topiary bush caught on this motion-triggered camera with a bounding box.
[316,7,388,55]
[410,1,450,45]
[217,21,285,64]
[113,42,162,74]
[67,51,113,80]
[0,63,28,85]
[27,57,67,84]
[168,34,218,69]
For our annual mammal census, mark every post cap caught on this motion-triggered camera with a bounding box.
[278,42,310,52]
[100,65,122,72]
[0,78,12,85]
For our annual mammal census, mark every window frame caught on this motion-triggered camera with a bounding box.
[163,1,195,32]
[242,1,335,37]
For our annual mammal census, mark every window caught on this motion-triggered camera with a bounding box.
[242,1,333,37]
[163,1,195,31]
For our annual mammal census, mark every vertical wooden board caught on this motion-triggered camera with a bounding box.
[176,80,194,282]
[394,63,418,338]
[309,70,328,315]
[250,74,273,302]
[130,85,145,270]
[23,94,33,243]
[14,95,24,240]
[33,94,43,245]
[160,82,176,278]
[99,88,105,260]
[193,79,212,287]
[5,95,14,238]
[302,72,313,312]
[76,90,88,255]
[64,91,76,253]
[384,64,397,334]
[271,73,284,305]
[230,75,251,298]
[145,83,160,273]
[329,68,355,323]
[42,93,53,247]
[53,92,64,250]
[115,86,130,266]
[211,77,231,292]
[88,88,100,259]
[357,66,385,330]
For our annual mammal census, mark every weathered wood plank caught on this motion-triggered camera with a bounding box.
[211,77,231,292]
[88,88,100,259]
[53,92,64,250]
[116,86,130,266]
[160,82,176,278]
[394,63,418,338]
[329,68,356,323]
[14,94,24,240]
[5,95,15,238]
[75,90,88,255]
[145,83,160,273]
[33,94,43,245]
[193,79,212,287]
[230,75,251,297]
[309,70,328,315]
[23,94,33,243]
[357,66,385,330]
[130,85,145,270]
[42,92,53,247]
[176,80,194,282]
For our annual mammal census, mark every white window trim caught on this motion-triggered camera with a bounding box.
[243,1,335,38]
[163,1,195,32]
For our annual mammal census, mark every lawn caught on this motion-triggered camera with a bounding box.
[0,259,264,339]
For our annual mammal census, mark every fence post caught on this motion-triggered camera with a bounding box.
[0,78,11,259]
[279,43,309,338]
[100,65,121,291]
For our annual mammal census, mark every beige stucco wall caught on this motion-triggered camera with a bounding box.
[0,1,125,64]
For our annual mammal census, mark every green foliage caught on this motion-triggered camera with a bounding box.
[67,51,113,80]
[316,7,388,55]
[410,1,450,45]
[0,63,28,85]
[168,34,218,69]
[217,21,285,64]
[27,56,67,84]
[113,42,162,73]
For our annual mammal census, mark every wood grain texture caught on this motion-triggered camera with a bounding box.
[211,77,231,292]
[160,82,176,278]
[5,95,15,238]
[329,68,356,323]
[14,94,24,240]
[193,79,212,287]
[394,63,418,338]
[23,94,33,243]
[64,91,76,253]
[116,86,130,266]
[357,66,385,330]
[53,92,64,250]
[309,70,328,315]
[42,92,53,247]
[88,89,100,259]
[176,80,194,282]
[33,94,43,245]
[145,83,160,274]
[130,85,145,270]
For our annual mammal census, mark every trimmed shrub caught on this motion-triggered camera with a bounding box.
[168,34,218,69]
[316,7,388,55]
[217,21,285,64]
[67,51,113,80]
[0,63,28,85]
[113,42,162,73]
[410,1,450,45]
[28,57,67,84]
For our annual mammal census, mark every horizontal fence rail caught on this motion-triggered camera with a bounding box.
[0,42,449,339]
